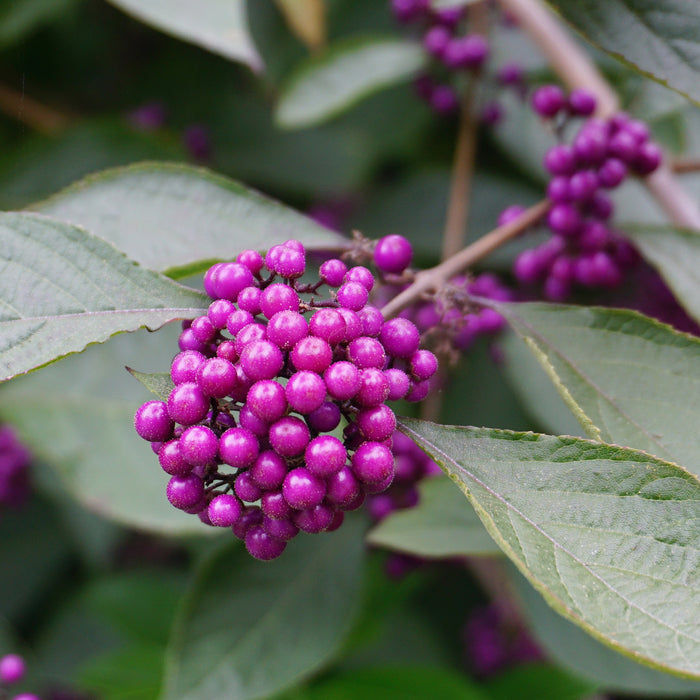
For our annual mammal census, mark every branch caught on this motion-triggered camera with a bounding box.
[0,83,71,134]
[381,199,550,319]
[497,0,700,230]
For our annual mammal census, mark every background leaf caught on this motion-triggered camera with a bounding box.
[105,0,263,72]
[127,369,174,403]
[0,0,79,47]
[0,212,207,380]
[400,418,700,679]
[35,163,346,278]
[367,476,501,558]
[492,301,700,477]
[276,37,427,129]
[545,0,700,105]
[162,516,366,700]
[0,327,214,534]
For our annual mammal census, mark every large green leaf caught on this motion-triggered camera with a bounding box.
[512,568,700,695]
[367,476,500,557]
[35,163,346,278]
[276,37,427,129]
[0,0,78,47]
[105,0,262,71]
[625,224,700,324]
[161,517,365,700]
[545,0,700,105]
[492,301,700,477]
[483,664,596,700]
[399,418,700,679]
[0,212,207,381]
[0,328,212,535]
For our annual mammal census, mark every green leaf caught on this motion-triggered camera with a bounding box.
[483,664,596,700]
[276,37,427,129]
[367,476,501,557]
[127,369,174,402]
[161,517,366,700]
[399,418,700,679]
[512,568,700,695]
[625,224,700,324]
[0,328,213,535]
[0,212,207,380]
[105,0,263,72]
[35,163,346,278]
[0,0,78,47]
[491,301,700,477]
[545,0,700,105]
[299,666,488,700]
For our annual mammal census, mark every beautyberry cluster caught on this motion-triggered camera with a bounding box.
[390,0,488,115]
[514,87,662,300]
[134,239,437,561]
[0,425,32,511]
[0,653,40,700]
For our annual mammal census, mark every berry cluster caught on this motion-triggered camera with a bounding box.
[0,425,31,511]
[514,87,662,300]
[0,653,39,700]
[134,239,437,561]
[390,0,488,115]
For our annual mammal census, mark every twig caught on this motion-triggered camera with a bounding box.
[497,0,700,230]
[0,82,71,134]
[670,157,700,174]
[381,199,550,319]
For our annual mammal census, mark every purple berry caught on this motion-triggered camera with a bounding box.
[345,266,375,292]
[347,337,387,369]
[237,286,262,315]
[240,340,284,381]
[219,427,259,468]
[245,525,286,561]
[357,405,397,442]
[208,493,242,527]
[233,323,267,356]
[443,34,489,69]
[633,141,663,175]
[135,401,174,442]
[305,435,347,477]
[424,25,451,59]
[380,318,421,358]
[266,310,308,350]
[385,368,410,400]
[231,505,263,539]
[324,361,361,400]
[307,401,342,433]
[337,281,369,311]
[178,327,208,354]
[430,84,459,114]
[166,474,205,510]
[356,368,391,407]
[0,654,25,685]
[250,450,288,490]
[320,258,347,287]
[260,283,299,318]
[568,89,597,116]
[351,442,394,484]
[337,308,363,342]
[374,234,413,274]
[190,315,216,344]
[405,379,431,402]
[269,416,311,458]
[209,262,254,301]
[283,467,326,509]
[226,309,254,336]
[325,466,362,507]
[237,249,264,275]
[358,306,384,337]
[263,516,299,541]
[285,370,327,414]
[410,349,438,380]
[208,299,235,329]
[246,380,288,422]
[569,170,598,201]
[275,245,306,278]
[262,490,294,520]
[291,336,334,373]
[170,350,206,385]
[532,85,565,118]
[544,144,576,175]
[235,470,263,503]
[196,357,238,398]
[294,504,334,533]
[598,158,627,188]
[309,309,346,345]
[158,439,192,476]
[167,383,209,426]
[547,203,581,237]
[179,425,218,465]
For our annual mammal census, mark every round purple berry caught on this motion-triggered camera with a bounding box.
[260,283,299,318]
[319,258,347,287]
[196,357,238,398]
[234,470,263,503]
[532,84,565,118]
[250,450,288,490]
[568,88,597,116]
[0,654,26,685]
[246,380,287,422]
[305,435,347,477]
[209,262,254,302]
[291,336,334,373]
[409,349,438,381]
[307,401,342,433]
[179,425,218,465]
[269,416,311,458]
[380,318,421,358]
[357,405,397,442]
[324,361,361,400]
[285,370,327,414]
[336,281,369,311]
[266,310,308,350]
[166,474,205,510]
[356,368,391,407]
[170,350,206,385]
[135,401,174,442]
[347,337,387,369]
[352,442,394,484]
[345,266,375,291]
[219,427,259,468]
[283,467,326,509]
[240,340,284,381]
[167,383,209,426]
[208,493,242,527]
[245,525,286,561]
[158,439,192,476]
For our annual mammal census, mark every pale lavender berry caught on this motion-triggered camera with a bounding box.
[260,283,299,318]
[324,361,361,400]
[358,306,384,337]
[337,281,369,311]
[345,265,375,291]
[410,349,438,380]
[231,505,263,539]
[0,654,25,685]
[266,310,308,350]
[158,439,192,476]
[532,85,565,117]
[245,526,286,561]
[196,357,238,397]
[405,379,431,402]
[219,427,259,468]
[263,516,299,541]
[305,435,346,477]
[309,308,346,344]
[319,258,347,287]
[210,262,254,301]
[170,350,205,385]
[325,466,362,507]
[235,471,263,503]
[246,380,287,422]
[237,249,264,275]
[568,88,596,116]
[276,245,306,278]
[208,493,242,527]
[348,337,386,369]
[544,144,576,175]
[240,340,284,381]
[237,286,262,315]
[167,474,205,510]
[208,299,235,329]
[262,490,294,520]
[380,318,420,358]
[357,405,397,442]
[374,234,413,274]
[226,309,254,336]
[250,450,288,490]
[443,34,489,69]
[190,315,216,344]
[180,425,218,465]
[290,336,333,373]
[356,368,391,407]
[295,504,334,533]
[269,416,311,458]
[385,368,410,400]
[352,442,394,484]
[337,308,363,342]
[547,203,581,237]
[424,25,451,59]
[285,371,327,414]
[283,467,326,509]
[598,158,627,188]
[135,401,174,442]
[307,401,341,433]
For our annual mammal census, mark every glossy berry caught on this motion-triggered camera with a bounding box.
[380,318,421,357]
[134,401,174,442]
[196,357,237,397]
[266,310,308,350]
[337,281,369,311]
[167,474,205,510]
[352,442,394,484]
[246,380,287,422]
[319,258,347,287]
[283,467,326,509]
[285,371,327,414]
[167,383,209,426]
[180,425,218,465]
[208,493,242,527]
[245,525,286,561]
[305,435,347,477]
[532,85,565,117]
[0,654,25,685]
[219,427,259,468]
[269,416,311,458]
